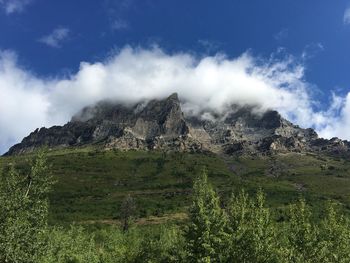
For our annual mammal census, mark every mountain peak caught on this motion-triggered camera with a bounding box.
[5,94,350,156]
[166,92,179,101]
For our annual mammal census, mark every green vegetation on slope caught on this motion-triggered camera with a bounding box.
[1,147,350,224]
[1,156,349,263]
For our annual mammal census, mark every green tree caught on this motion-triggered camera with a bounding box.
[316,201,350,263]
[284,198,318,263]
[120,194,137,232]
[185,169,229,262]
[0,151,54,263]
[227,189,280,263]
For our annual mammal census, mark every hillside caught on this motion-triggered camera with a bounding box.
[2,93,350,225]
[1,147,349,225]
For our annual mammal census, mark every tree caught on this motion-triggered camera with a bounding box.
[0,151,54,263]
[316,201,350,263]
[227,189,280,262]
[284,198,318,263]
[185,169,229,262]
[120,194,137,232]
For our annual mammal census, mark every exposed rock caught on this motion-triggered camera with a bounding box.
[5,93,350,156]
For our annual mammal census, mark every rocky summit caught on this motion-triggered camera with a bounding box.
[5,93,350,156]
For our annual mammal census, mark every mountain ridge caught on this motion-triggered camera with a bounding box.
[5,93,350,156]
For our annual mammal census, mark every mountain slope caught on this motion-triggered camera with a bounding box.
[5,93,350,156]
[2,148,350,224]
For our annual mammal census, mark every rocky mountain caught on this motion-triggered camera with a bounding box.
[5,93,350,156]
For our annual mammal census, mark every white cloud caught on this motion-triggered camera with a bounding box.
[0,46,349,153]
[0,51,50,153]
[0,0,32,14]
[344,8,350,24]
[38,27,70,48]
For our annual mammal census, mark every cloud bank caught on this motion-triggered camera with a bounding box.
[0,46,349,153]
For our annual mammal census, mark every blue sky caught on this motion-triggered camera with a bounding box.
[1,0,350,153]
[1,0,349,91]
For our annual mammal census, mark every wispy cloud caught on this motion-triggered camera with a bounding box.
[274,28,289,41]
[38,27,70,48]
[198,39,222,53]
[302,42,325,60]
[344,7,350,24]
[105,0,133,32]
[111,19,128,31]
[0,0,32,14]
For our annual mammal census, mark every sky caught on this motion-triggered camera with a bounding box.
[1,0,350,153]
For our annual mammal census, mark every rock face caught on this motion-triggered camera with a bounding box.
[5,93,350,156]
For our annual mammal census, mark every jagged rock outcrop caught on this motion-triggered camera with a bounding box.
[5,93,350,156]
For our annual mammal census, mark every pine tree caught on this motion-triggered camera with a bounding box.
[185,169,229,262]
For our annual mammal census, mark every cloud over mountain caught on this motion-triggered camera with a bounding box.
[0,46,349,153]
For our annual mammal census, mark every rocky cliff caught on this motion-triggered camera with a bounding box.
[5,93,350,156]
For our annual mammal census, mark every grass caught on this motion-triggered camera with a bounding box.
[1,147,350,225]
